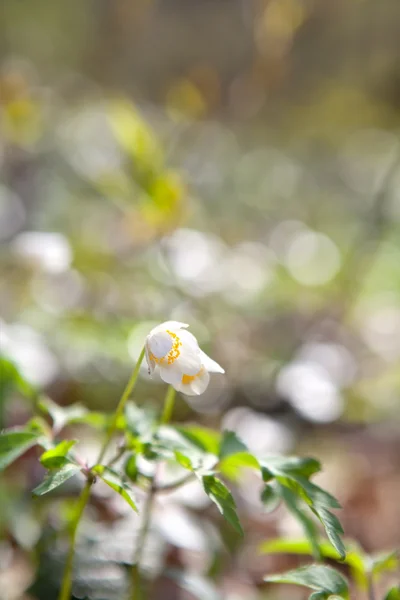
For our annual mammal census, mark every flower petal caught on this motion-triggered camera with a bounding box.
[175,344,202,375]
[200,350,225,374]
[179,329,200,352]
[151,321,189,335]
[145,344,156,374]
[159,362,183,386]
[147,330,173,359]
[178,368,210,396]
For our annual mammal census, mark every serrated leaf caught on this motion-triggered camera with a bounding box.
[384,586,400,600]
[202,475,243,535]
[93,465,138,512]
[40,440,77,468]
[32,463,81,495]
[265,564,349,599]
[0,430,42,471]
[312,507,346,560]
[278,485,321,559]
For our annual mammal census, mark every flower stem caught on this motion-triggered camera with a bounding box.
[97,347,146,464]
[58,481,92,600]
[130,385,176,599]
[160,385,176,425]
[58,347,146,600]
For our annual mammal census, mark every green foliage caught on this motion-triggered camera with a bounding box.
[260,537,399,589]
[32,464,81,496]
[40,440,77,469]
[385,587,400,600]
[0,429,42,471]
[92,465,138,512]
[265,564,349,600]
[201,475,243,536]
[260,455,345,559]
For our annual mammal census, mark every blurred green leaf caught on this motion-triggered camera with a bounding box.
[93,465,138,512]
[260,482,281,513]
[174,451,194,471]
[259,536,367,587]
[260,457,345,559]
[371,550,399,577]
[125,402,156,439]
[0,430,42,471]
[265,564,349,599]
[32,463,81,496]
[38,397,90,433]
[0,357,35,401]
[384,587,400,600]
[278,485,321,560]
[219,431,248,459]
[174,425,220,455]
[124,454,138,482]
[220,452,260,481]
[202,475,243,535]
[40,440,77,469]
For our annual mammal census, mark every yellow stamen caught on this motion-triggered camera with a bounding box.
[149,330,182,366]
[182,367,204,385]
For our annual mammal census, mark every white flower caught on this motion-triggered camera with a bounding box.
[145,321,224,396]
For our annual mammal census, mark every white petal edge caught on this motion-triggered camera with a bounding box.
[177,368,210,396]
[151,321,189,335]
[200,350,224,374]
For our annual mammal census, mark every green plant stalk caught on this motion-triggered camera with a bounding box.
[58,481,92,600]
[130,386,176,600]
[58,347,146,600]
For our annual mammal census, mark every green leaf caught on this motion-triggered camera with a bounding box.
[202,475,243,535]
[40,440,77,469]
[174,451,194,471]
[219,431,248,459]
[260,483,281,513]
[384,586,400,600]
[219,452,260,481]
[0,357,35,403]
[260,457,345,559]
[124,454,138,482]
[38,398,89,433]
[311,507,346,560]
[0,430,42,471]
[32,464,81,495]
[371,550,399,577]
[125,402,156,439]
[262,455,321,478]
[265,564,349,599]
[174,425,220,455]
[278,485,321,559]
[259,536,367,587]
[93,465,138,512]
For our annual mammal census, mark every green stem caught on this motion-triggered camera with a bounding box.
[97,347,146,464]
[160,385,176,425]
[130,385,176,600]
[58,347,146,600]
[58,481,92,600]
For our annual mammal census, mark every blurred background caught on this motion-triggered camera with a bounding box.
[1,0,400,598]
